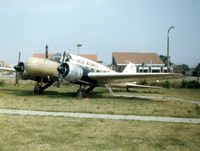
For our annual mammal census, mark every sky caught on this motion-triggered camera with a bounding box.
[0,0,200,66]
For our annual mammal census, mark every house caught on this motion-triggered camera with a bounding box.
[112,52,167,73]
[32,53,53,59]
[78,54,97,62]
[0,60,10,68]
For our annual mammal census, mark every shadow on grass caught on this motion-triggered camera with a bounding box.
[0,87,75,98]
[0,86,157,102]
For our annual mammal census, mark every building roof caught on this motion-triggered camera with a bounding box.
[112,52,164,65]
[78,54,97,62]
[32,53,53,59]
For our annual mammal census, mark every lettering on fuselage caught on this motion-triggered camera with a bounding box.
[70,54,113,73]
[77,59,84,65]
[86,61,98,68]
[76,58,98,70]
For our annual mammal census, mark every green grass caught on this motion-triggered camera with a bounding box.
[0,83,200,118]
[0,78,200,150]
[0,115,200,151]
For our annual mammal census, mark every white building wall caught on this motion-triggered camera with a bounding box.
[115,64,166,73]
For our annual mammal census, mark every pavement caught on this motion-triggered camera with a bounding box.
[0,109,200,124]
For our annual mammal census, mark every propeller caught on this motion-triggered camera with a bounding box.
[14,52,25,85]
[45,45,48,59]
[18,51,21,64]
[57,51,67,87]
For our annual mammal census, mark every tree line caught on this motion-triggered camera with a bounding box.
[159,55,200,76]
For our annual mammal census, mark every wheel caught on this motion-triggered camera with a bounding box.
[34,84,43,95]
[77,89,87,98]
[77,90,82,98]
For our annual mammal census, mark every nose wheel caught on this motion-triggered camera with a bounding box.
[34,83,43,94]
[77,89,87,98]
[77,85,96,98]
[34,81,54,95]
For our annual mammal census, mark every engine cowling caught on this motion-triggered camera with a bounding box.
[57,63,83,82]
[14,62,25,74]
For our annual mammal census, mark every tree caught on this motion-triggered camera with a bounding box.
[180,64,190,75]
[174,64,190,75]
[159,55,172,66]
[193,63,200,83]
[159,55,168,65]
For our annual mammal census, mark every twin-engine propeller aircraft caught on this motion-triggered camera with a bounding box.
[0,46,180,97]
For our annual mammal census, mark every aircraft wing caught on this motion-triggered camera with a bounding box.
[88,72,182,82]
[0,67,15,72]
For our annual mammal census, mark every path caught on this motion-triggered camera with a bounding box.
[0,109,200,124]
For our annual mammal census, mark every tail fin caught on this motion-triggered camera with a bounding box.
[122,63,137,73]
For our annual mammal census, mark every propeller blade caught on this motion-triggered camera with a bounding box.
[62,51,66,63]
[45,45,48,59]
[18,51,21,63]
[15,52,24,85]
[57,74,63,88]
[57,51,66,87]
[15,72,20,85]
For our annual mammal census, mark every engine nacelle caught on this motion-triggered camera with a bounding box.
[60,63,83,82]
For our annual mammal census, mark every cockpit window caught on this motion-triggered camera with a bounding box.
[64,53,72,62]
[51,53,62,62]
[51,53,72,63]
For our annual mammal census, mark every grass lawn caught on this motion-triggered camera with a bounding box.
[0,78,200,150]
[0,82,200,118]
[0,115,200,151]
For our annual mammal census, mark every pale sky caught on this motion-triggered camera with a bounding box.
[0,0,200,66]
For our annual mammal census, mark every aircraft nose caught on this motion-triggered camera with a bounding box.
[14,62,25,73]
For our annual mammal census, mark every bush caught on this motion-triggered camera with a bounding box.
[139,79,148,85]
[0,80,5,87]
[187,80,200,88]
[162,80,171,89]
[181,80,200,89]
[181,80,187,88]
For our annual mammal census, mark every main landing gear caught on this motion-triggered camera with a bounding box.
[34,81,54,95]
[77,85,96,98]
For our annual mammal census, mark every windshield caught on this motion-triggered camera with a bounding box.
[51,53,62,62]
